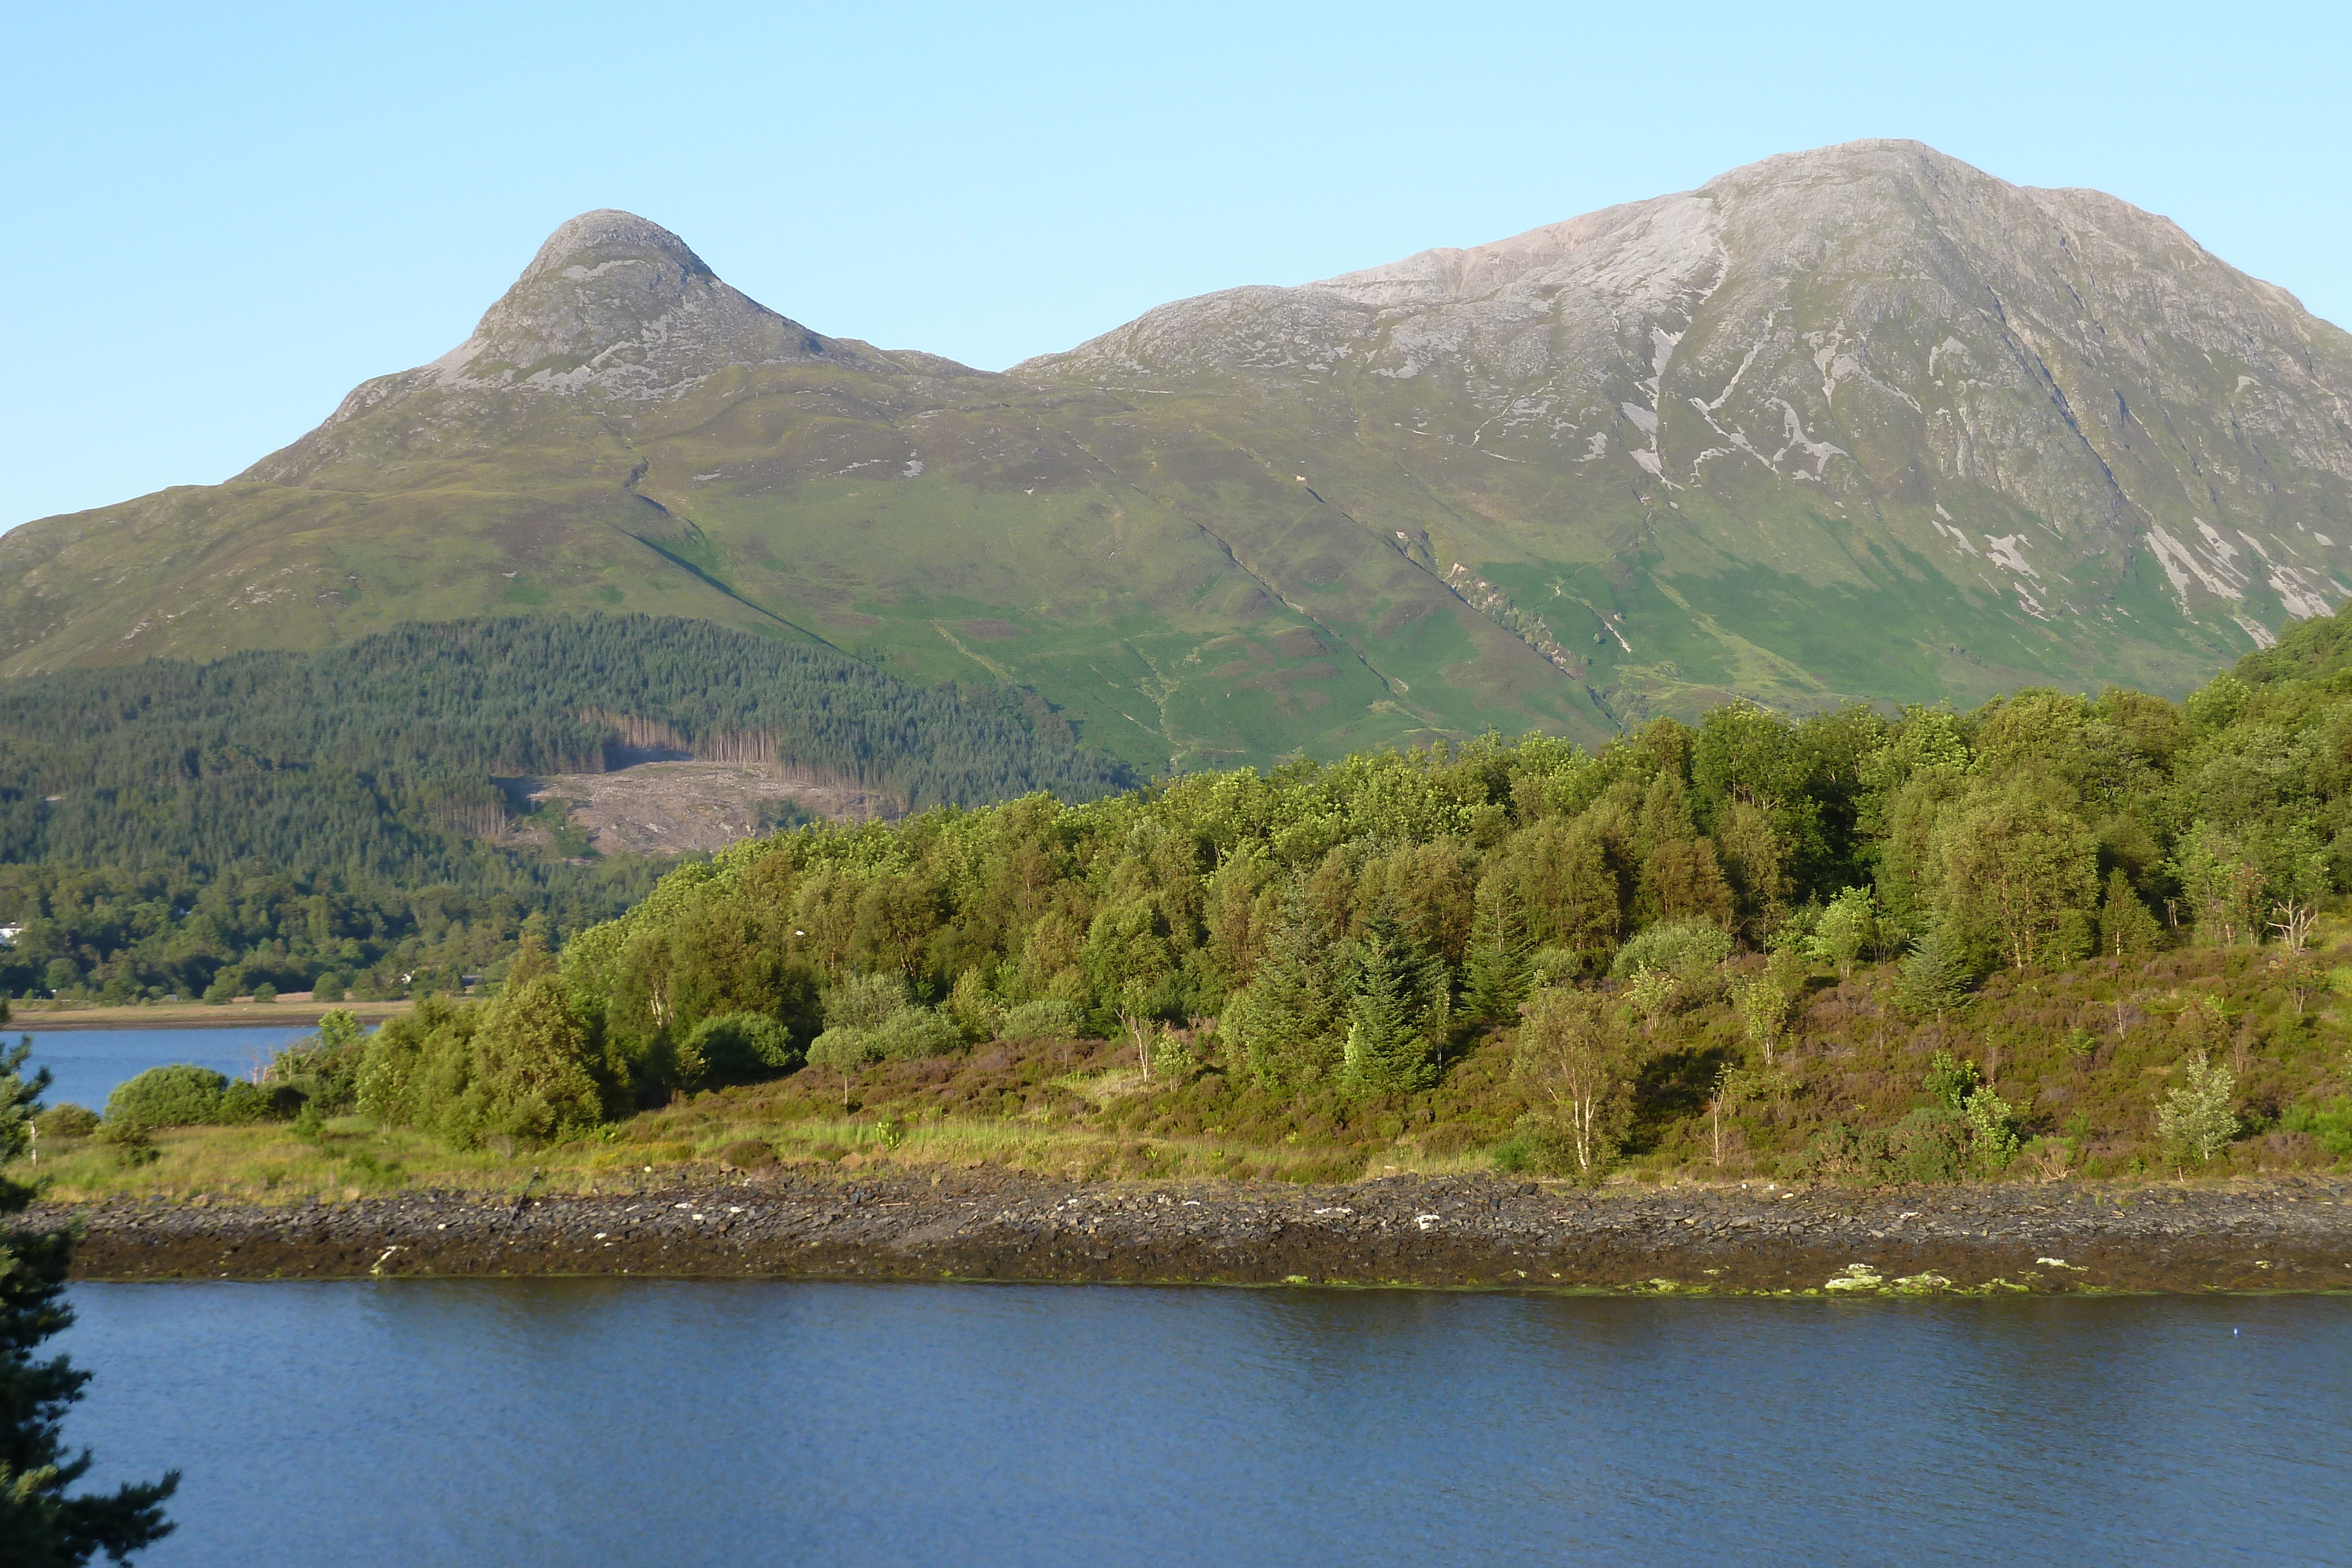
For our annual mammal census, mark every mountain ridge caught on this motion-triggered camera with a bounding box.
[7,139,2349,770]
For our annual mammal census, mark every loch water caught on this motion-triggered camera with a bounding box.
[11,1027,323,1114]
[58,1281,2352,1565]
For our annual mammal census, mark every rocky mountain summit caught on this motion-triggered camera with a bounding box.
[1038,141,2352,666]
[6,142,2350,768]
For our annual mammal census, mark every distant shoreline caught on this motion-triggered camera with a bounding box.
[9,999,416,1032]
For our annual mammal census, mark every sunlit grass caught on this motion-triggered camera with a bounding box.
[25,1096,1520,1204]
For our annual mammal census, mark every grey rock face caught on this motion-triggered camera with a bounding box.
[421,209,832,397]
[240,209,857,486]
[1033,139,2352,642]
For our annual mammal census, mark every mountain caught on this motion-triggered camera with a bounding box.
[8,141,2351,769]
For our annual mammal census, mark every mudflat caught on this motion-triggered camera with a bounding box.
[44,1171,2352,1294]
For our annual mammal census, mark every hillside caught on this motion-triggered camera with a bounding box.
[0,613,1131,1004]
[6,143,2351,765]
[38,605,2352,1209]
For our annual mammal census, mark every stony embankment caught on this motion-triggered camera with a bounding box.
[42,1171,2352,1293]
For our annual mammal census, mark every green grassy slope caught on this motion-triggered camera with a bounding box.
[8,146,2347,764]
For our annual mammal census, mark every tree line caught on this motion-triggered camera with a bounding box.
[338,601,2352,1159]
[0,614,1134,1002]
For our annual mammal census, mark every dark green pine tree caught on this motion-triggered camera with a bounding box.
[1225,890,1348,1092]
[1893,921,1978,1020]
[1342,905,1447,1095]
[2097,868,2163,959]
[1461,878,1533,1027]
[0,1041,178,1566]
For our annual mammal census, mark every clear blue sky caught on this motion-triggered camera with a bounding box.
[5,0,2347,531]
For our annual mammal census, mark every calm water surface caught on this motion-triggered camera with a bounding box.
[58,1283,2351,1566]
[12,1027,328,1112]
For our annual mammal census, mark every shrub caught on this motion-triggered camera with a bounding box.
[2157,1049,2239,1165]
[2278,1097,2352,1159]
[1895,924,1980,1018]
[32,1104,99,1141]
[871,1007,963,1061]
[807,1027,882,1105]
[93,1118,159,1166]
[105,1065,229,1127]
[680,1012,803,1084]
[355,984,610,1148]
[1961,1085,2021,1172]
[717,1138,777,1169]
[822,972,908,1032]
[1923,1049,1981,1112]
[1886,1107,1973,1183]
[1495,1112,1579,1177]
[1806,886,1879,975]
[947,970,1005,1038]
[996,998,1077,1044]
[217,1081,305,1124]
[265,1009,369,1112]
[251,983,278,1004]
[1608,920,1732,980]
[1526,947,1588,989]
[1789,1106,1973,1186]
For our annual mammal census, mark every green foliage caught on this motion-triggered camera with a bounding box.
[255,1009,370,1114]
[92,1119,159,1168]
[0,1041,178,1562]
[1340,903,1447,1094]
[357,986,612,1148]
[1895,924,1980,1018]
[869,1008,964,1062]
[2156,1050,2240,1165]
[1924,1051,1982,1113]
[1622,965,1681,1034]
[1608,919,1732,980]
[1526,947,1586,989]
[680,1012,803,1084]
[216,1080,303,1125]
[2097,869,2163,959]
[102,1064,230,1128]
[823,972,910,1034]
[1512,987,1627,1182]
[806,1028,883,1106]
[1794,1106,1976,1185]
[1223,891,1347,1092]
[1887,1108,1975,1184]
[1732,949,1805,1062]
[1932,777,2099,970]
[1495,1112,1580,1178]
[1806,886,1879,975]
[1460,879,1534,1025]
[1961,1084,2022,1172]
[30,1104,98,1142]
[139,608,2352,1169]
[2278,1097,2352,1159]
[995,999,1077,1044]
[0,613,1131,1006]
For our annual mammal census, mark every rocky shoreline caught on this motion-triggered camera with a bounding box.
[40,1171,2352,1294]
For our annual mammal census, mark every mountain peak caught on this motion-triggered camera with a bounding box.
[516,208,717,287]
[415,208,829,399]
